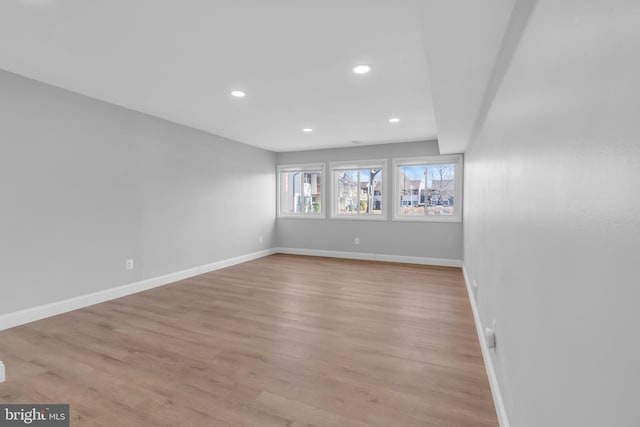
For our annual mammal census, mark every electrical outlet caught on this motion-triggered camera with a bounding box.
[126,259,134,270]
[485,327,496,349]
[259,235,263,243]
[485,320,497,349]
[354,237,360,245]
[473,279,478,290]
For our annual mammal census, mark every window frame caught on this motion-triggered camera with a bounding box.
[277,163,326,219]
[329,159,387,221]
[392,154,463,223]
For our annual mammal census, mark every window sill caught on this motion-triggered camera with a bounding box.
[277,215,326,220]
[392,215,462,223]
[330,215,388,221]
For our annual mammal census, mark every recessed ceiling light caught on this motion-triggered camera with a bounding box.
[302,128,313,133]
[352,65,371,74]
[230,90,246,98]
[388,117,400,123]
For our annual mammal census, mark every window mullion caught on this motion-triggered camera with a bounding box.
[357,170,361,215]
[424,163,428,217]
[298,171,303,215]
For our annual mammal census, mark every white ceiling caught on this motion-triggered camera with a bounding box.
[0,0,515,153]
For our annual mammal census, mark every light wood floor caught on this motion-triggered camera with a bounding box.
[0,254,497,426]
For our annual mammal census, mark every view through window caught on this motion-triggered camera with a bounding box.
[278,164,324,217]
[331,160,386,218]
[394,155,462,221]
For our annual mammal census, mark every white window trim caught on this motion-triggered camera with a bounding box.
[329,159,387,221]
[392,154,463,223]
[277,163,326,219]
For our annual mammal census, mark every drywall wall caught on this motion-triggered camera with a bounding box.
[463,1,640,426]
[276,141,463,262]
[0,70,276,316]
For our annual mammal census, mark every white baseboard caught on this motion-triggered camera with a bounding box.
[275,247,462,268]
[462,263,510,427]
[0,249,276,333]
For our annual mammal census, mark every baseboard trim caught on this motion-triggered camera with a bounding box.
[0,249,276,333]
[462,263,510,427]
[275,247,462,268]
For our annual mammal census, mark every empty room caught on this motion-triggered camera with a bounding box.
[1,0,638,426]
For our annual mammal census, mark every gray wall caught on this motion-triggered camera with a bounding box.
[0,70,276,316]
[276,141,463,261]
[464,1,640,426]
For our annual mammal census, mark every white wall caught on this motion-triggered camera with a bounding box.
[0,70,276,316]
[277,141,463,262]
[464,1,640,426]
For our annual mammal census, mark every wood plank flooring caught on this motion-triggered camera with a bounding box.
[0,254,498,426]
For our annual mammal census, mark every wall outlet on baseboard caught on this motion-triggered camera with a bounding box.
[485,319,498,349]
[126,259,134,271]
[354,237,360,245]
[485,326,496,349]
[259,235,263,243]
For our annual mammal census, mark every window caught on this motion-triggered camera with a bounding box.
[330,159,386,219]
[277,163,324,218]
[393,155,463,222]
